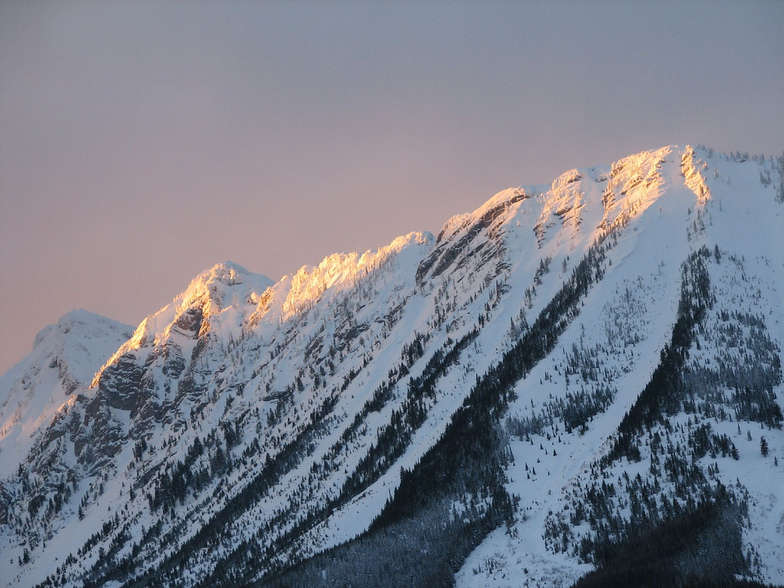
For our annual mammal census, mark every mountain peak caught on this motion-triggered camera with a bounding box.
[32,308,129,350]
[182,260,273,304]
[197,260,261,285]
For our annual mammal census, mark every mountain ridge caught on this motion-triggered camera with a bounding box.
[2,144,784,588]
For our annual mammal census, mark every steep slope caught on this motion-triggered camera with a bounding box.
[1,145,783,588]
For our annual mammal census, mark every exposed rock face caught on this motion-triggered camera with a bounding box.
[97,353,145,412]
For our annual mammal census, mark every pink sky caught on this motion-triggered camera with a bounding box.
[1,1,783,375]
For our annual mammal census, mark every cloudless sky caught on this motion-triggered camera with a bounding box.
[1,1,783,375]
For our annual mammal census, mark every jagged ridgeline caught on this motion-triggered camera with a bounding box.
[2,146,784,588]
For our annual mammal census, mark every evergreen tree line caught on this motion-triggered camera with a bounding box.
[571,490,752,588]
[612,246,781,465]
[339,328,479,500]
[609,247,716,461]
[506,384,615,438]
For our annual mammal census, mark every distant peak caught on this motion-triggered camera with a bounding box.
[33,309,131,349]
[58,308,114,325]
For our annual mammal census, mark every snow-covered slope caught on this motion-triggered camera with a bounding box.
[1,145,783,588]
[456,147,784,587]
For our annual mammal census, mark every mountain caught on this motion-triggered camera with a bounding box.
[2,145,784,588]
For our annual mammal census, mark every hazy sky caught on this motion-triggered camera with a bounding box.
[1,1,783,375]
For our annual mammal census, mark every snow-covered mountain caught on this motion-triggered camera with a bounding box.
[2,145,784,588]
